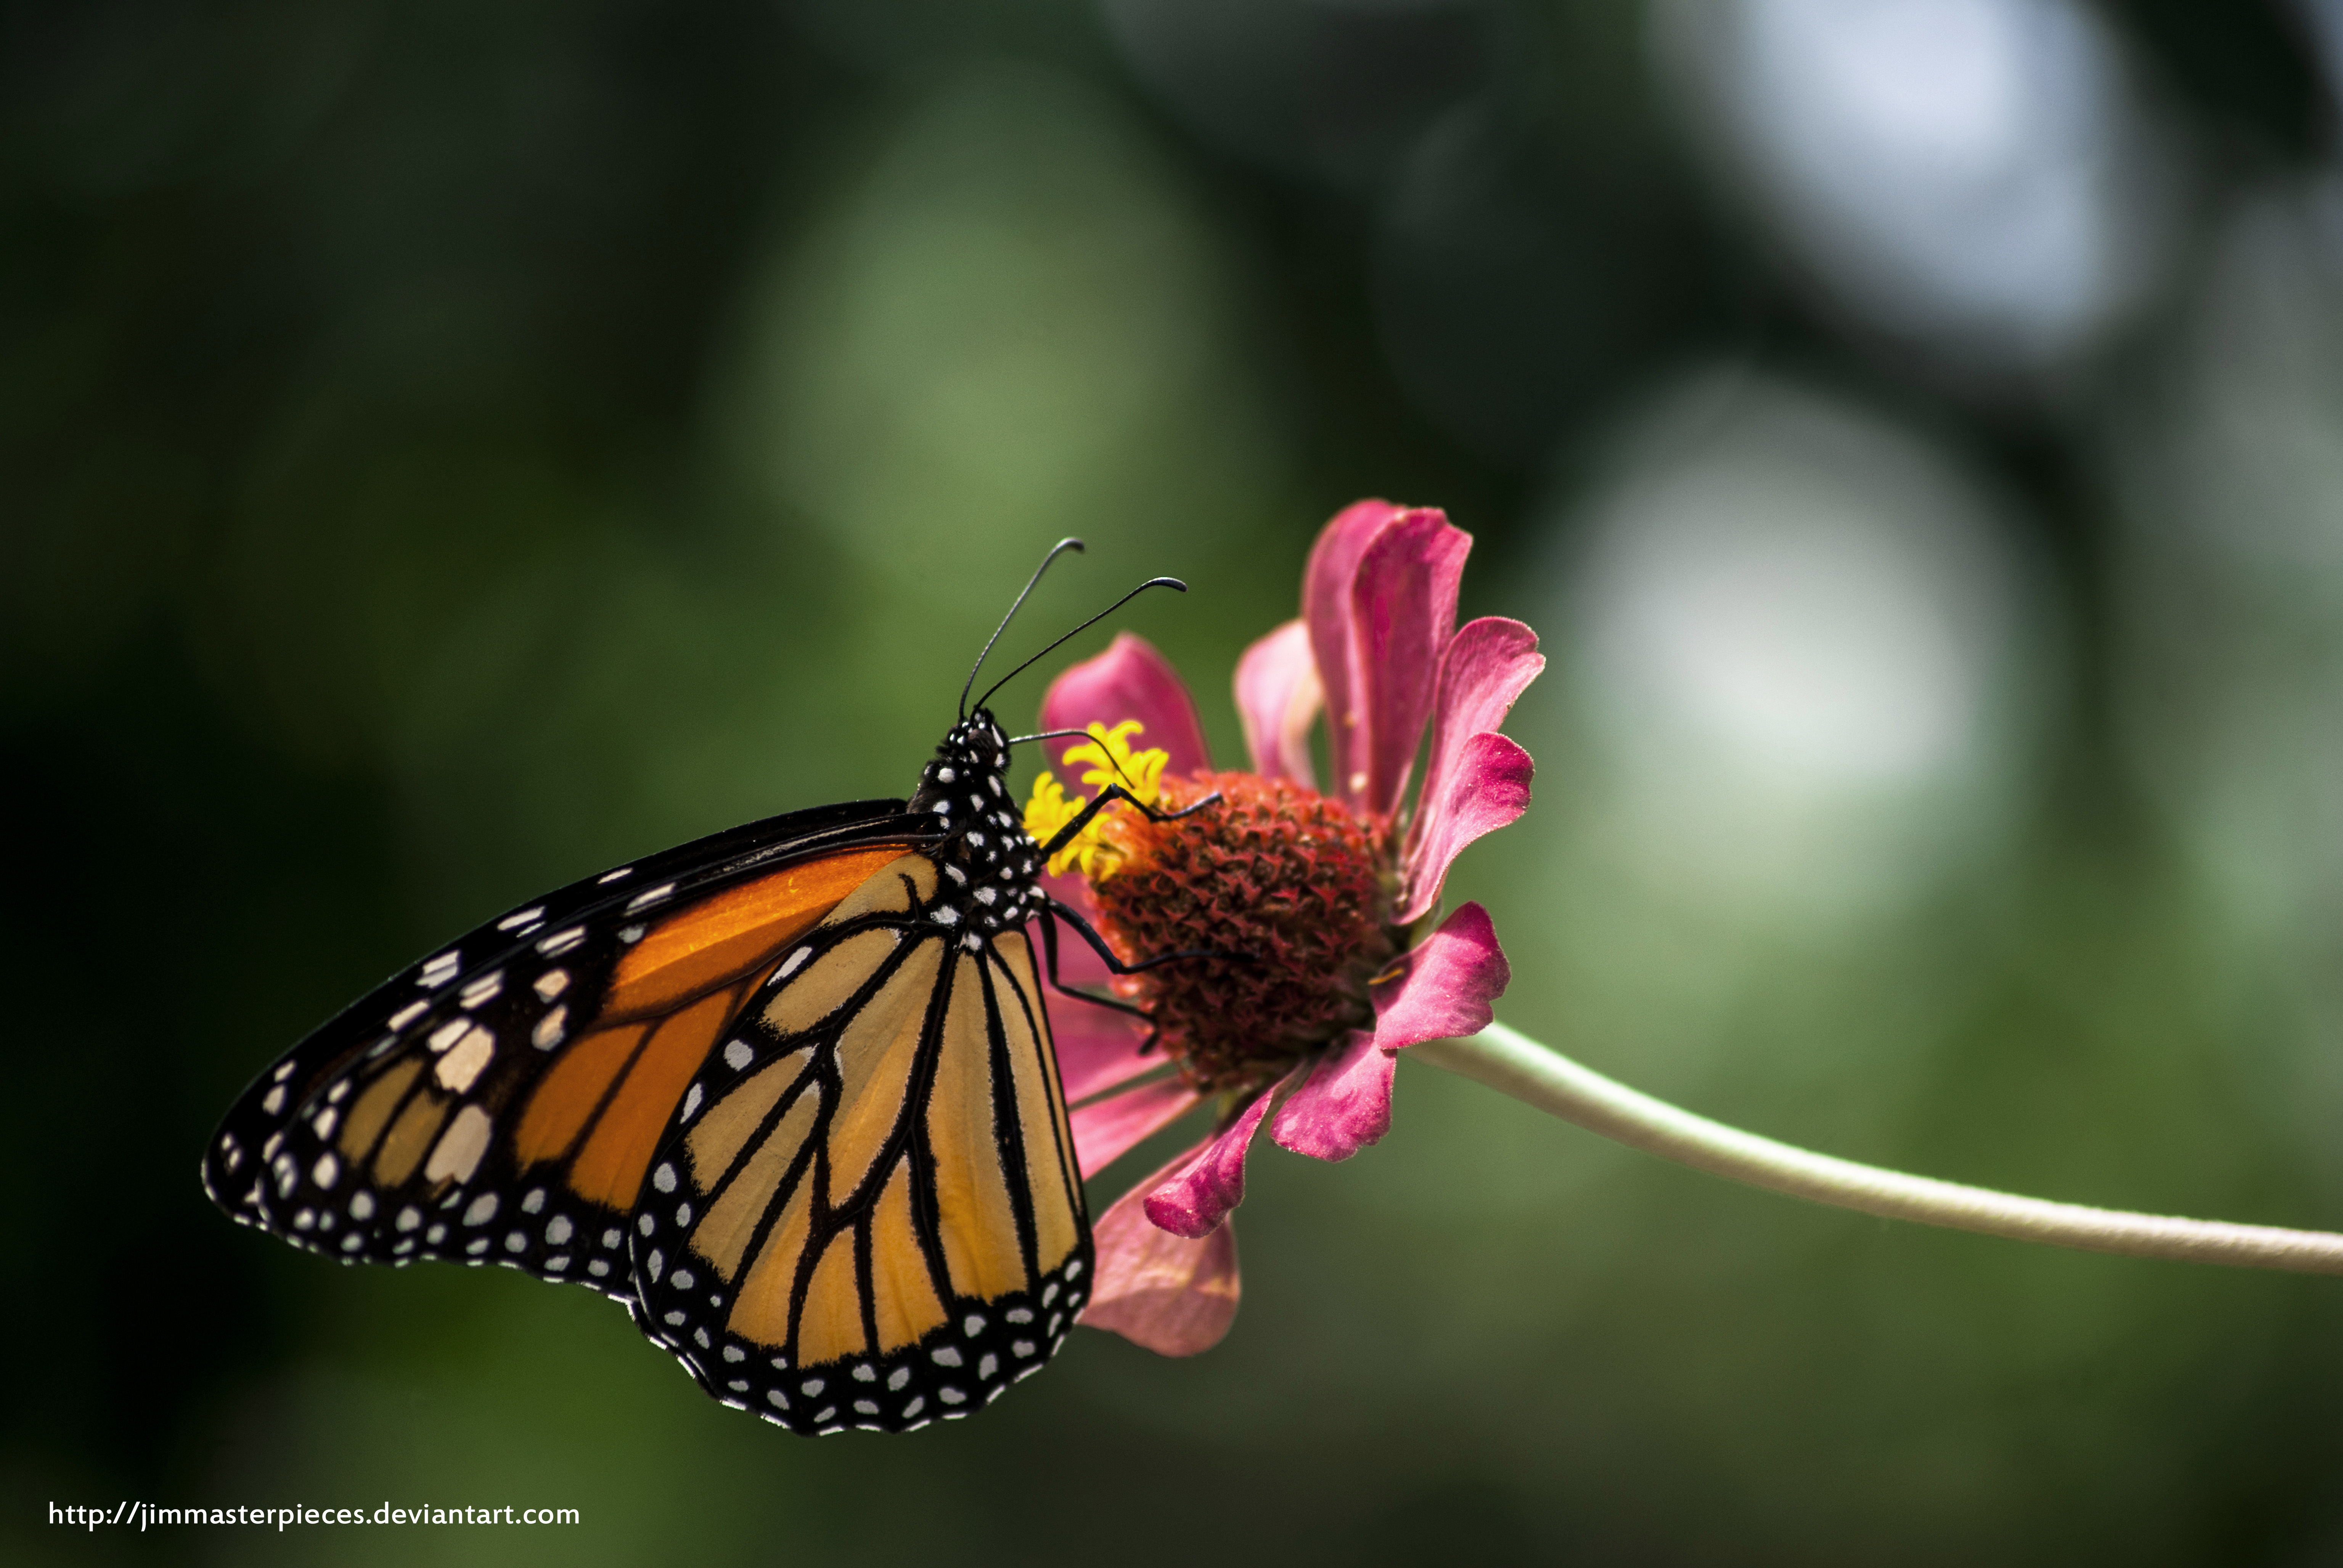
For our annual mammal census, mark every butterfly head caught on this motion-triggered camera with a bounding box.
[909,709,1041,941]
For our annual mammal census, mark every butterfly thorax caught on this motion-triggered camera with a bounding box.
[904,709,1043,945]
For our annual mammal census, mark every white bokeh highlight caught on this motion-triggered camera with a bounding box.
[1563,370,2049,915]
[1654,0,2167,376]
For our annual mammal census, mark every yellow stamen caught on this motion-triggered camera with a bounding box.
[1020,720,1171,880]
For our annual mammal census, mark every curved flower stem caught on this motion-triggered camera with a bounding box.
[1414,1022,2343,1276]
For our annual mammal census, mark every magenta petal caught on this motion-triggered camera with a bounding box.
[1395,731,1533,924]
[1054,1007,1156,1104]
[1350,510,1471,818]
[1233,618,1322,788]
[1270,1029,1395,1162]
[1071,1077,1203,1179]
[1079,1158,1241,1356]
[1141,1072,1292,1238]
[1406,615,1542,870]
[1037,631,1212,780]
[1040,871,1111,988]
[1303,500,1410,810]
[1371,901,1511,1051]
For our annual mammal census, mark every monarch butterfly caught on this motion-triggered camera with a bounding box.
[201,543,1198,1435]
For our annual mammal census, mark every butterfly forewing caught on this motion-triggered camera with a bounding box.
[202,800,929,1300]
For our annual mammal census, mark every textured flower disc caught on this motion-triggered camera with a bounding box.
[1091,772,1396,1093]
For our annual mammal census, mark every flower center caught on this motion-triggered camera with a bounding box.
[1088,772,1396,1094]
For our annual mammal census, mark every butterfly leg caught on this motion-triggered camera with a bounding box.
[1032,783,1220,864]
[1042,895,1244,979]
[1034,904,1157,1032]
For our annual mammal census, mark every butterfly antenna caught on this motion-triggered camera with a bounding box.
[975,576,1186,715]
[963,538,1086,721]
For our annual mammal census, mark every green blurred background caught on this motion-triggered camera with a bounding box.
[13,0,2343,1562]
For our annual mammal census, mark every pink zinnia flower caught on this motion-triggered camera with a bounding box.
[1025,501,1543,1356]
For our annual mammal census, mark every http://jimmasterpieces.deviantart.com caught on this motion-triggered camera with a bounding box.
[50,1501,582,1533]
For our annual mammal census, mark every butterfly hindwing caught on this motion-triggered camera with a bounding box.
[630,851,1094,1434]
[202,800,931,1302]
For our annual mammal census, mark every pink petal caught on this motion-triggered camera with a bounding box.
[1141,1071,1295,1238]
[1303,501,1411,811]
[1053,1006,1157,1104]
[1037,631,1212,780]
[1071,1077,1203,1179]
[1371,900,1511,1051]
[1028,875,1160,1101]
[1079,1157,1241,1356]
[1040,871,1111,989]
[1349,511,1472,818]
[1394,732,1533,925]
[1270,1029,1394,1162]
[1405,615,1543,871]
[1233,619,1322,788]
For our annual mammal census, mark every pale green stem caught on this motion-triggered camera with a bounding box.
[1414,1022,2343,1276]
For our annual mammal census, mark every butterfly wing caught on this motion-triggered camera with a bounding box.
[629,851,1093,1434]
[202,799,936,1304]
